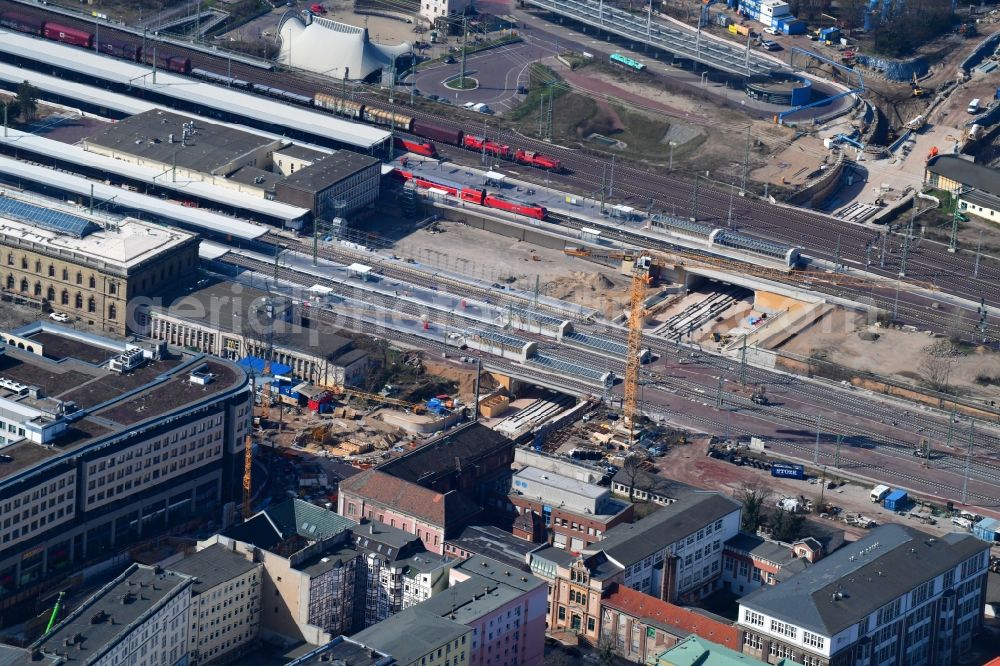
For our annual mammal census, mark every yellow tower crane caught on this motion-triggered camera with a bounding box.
[624,256,653,447]
[242,433,253,519]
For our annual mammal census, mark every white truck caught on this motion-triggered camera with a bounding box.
[870,484,891,503]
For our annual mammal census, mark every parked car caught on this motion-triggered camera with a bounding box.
[760,40,781,51]
[763,27,780,35]
[49,312,69,322]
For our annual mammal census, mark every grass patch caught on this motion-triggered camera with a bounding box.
[445,77,478,90]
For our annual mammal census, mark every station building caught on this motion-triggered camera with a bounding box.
[138,280,370,388]
[0,195,198,335]
[925,154,1000,224]
[0,324,250,621]
[82,109,381,222]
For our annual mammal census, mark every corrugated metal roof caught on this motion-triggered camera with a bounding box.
[0,28,390,149]
[0,127,308,222]
[0,154,267,240]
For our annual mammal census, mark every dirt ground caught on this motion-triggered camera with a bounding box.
[422,357,497,402]
[653,435,963,542]
[393,221,635,312]
[751,136,831,188]
[777,309,1000,399]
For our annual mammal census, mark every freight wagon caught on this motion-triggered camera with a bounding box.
[43,22,93,48]
[0,12,43,35]
[411,120,464,145]
[770,461,805,480]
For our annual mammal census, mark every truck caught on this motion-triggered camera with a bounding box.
[870,484,891,503]
[968,98,981,114]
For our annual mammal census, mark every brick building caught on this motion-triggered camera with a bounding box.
[339,424,514,553]
[509,466,633,552]
[600,584,741,663]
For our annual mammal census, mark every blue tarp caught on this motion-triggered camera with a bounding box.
[238,356,293,377]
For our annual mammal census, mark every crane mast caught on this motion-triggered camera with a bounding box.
[624,256,653,447]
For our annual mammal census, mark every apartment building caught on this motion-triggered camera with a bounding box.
[584,493,742,603]
[0,327,250,620]
[340,424,514,553]
[286,636,395,666]
[509,466,633,552]
[737,524,991,666]
[351,607,473,666]
[205,501,455,644]
[205,499,359,644]
[33,564,192,665]
[600,584,741,663]
[351,520,453,629]
[529,545,621,646]
[434,555,548,666]
[169,543,262,665]
[0,196,199,334]
[722,534,823,595]
[140,281,369,387]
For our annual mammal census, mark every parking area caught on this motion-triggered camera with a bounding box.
[412,40,547,112]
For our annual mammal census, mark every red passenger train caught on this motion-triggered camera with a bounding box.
[395,170,547,220]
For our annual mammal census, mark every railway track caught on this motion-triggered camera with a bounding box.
[3,0,996,327]
[224,238,1000,500]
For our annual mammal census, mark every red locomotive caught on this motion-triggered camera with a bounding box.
[515,149,562,171]
[462,135,512,159]
[461,187,547,220]
[394,137,438,158]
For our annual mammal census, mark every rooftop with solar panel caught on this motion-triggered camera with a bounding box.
[0,193,194,272]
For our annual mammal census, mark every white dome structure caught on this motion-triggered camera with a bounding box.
[278,15,411,81]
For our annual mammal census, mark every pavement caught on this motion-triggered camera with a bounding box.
[411,40,547,111]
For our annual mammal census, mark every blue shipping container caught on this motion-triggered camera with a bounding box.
[771,462,805,480]
[883,490,909,511]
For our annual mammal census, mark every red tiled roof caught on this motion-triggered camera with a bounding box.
[338,470,479,528]
[601,584,741,650]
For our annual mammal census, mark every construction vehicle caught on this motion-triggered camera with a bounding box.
[911,73,927,98]
[905,114,926,131]
[750,384,769,405]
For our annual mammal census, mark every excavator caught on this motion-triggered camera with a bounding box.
[911,73,927,98]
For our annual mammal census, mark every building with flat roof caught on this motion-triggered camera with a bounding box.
[168,543,263,665]
[285,635,396,666]
[737,524,991,666]
[437,555,548,666]
[83,109,381,220]
[510,467,633,553]
[32,563,193,665]
[139,279,369,387]
[585,493,742,604]
[350,606,472,666]
[611,469,700,506]
[444,525,541,572]
[0,194,198,334]
[0,326,250,618]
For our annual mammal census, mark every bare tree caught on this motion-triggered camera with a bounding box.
[620,454,646,503]
[739,478,773,533]
[918,340,959,393]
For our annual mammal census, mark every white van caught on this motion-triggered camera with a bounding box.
[968,98,981,113]
[870,484,891,503]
